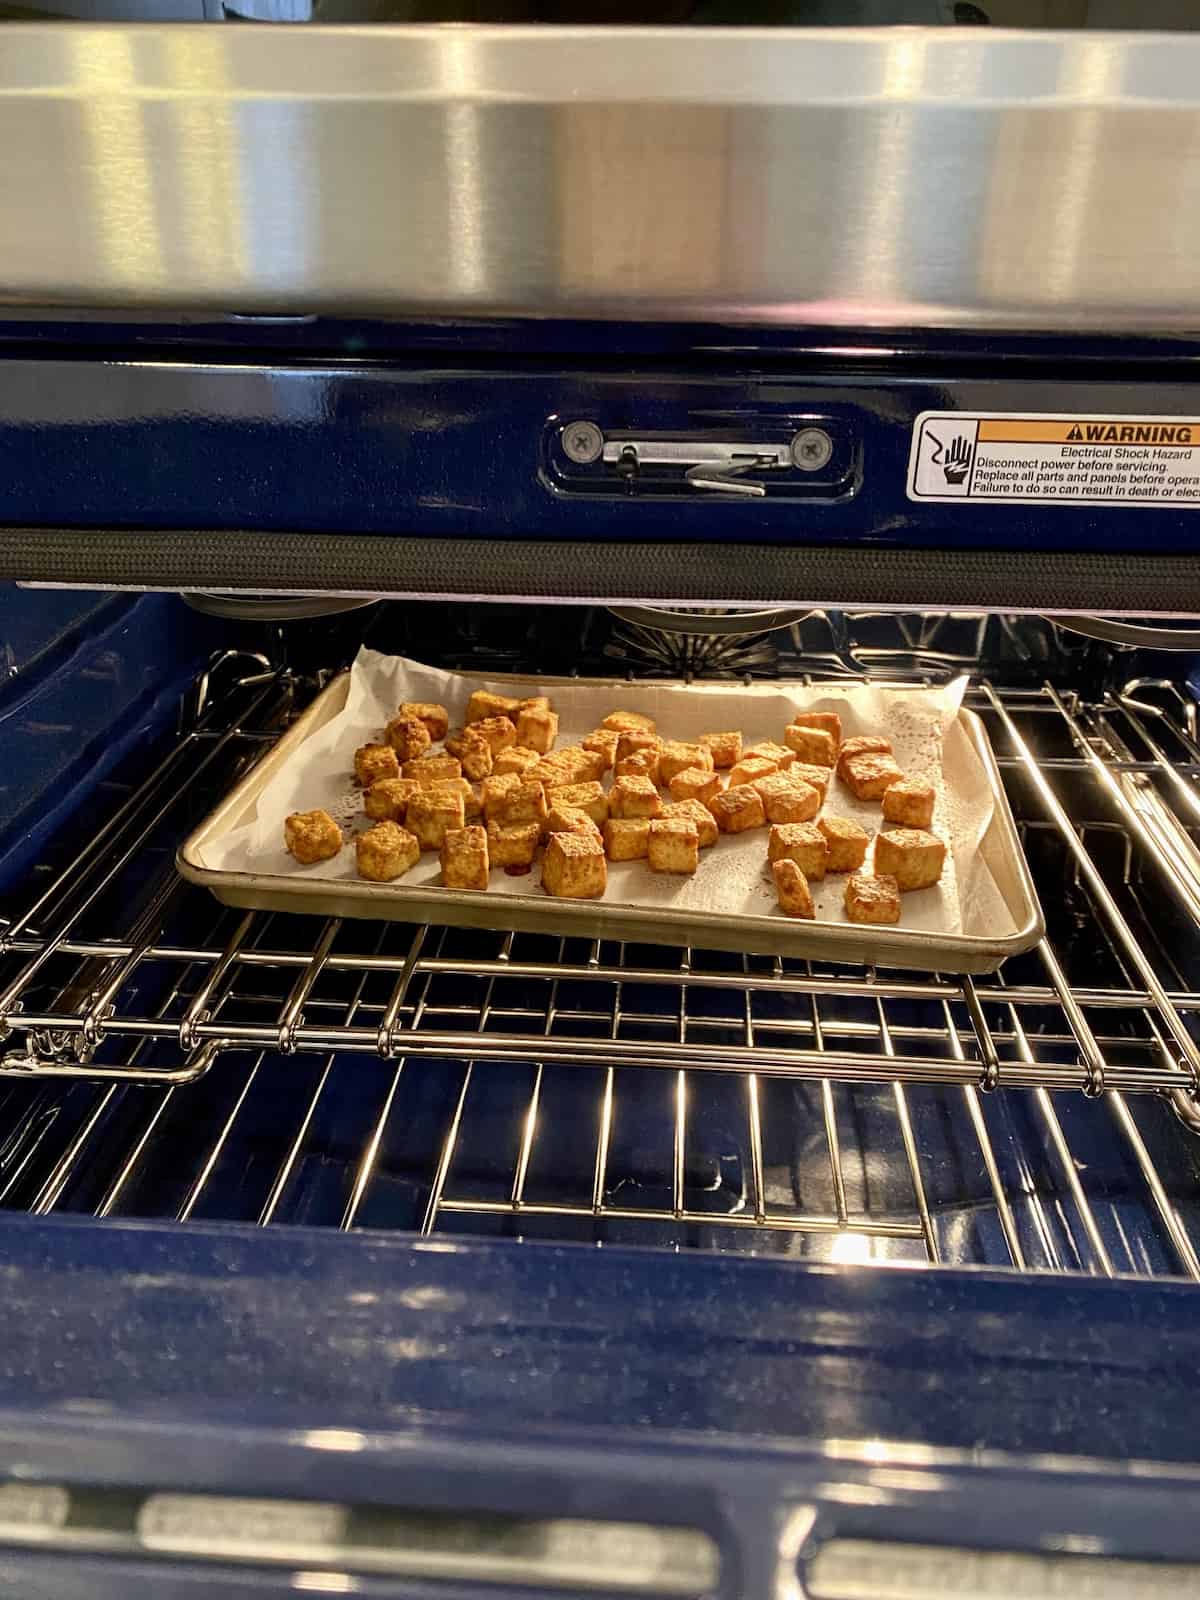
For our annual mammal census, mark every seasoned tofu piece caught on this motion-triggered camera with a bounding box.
[708,784,766,834]
[440,824,490,890]
[444,727,493,781]
[647,817,700,875]
[788,710,842,747]
[364,777,419,822]
[356,820,420,882]
[601,710,656,735]
[518,694,551,714]
[768,821,827,880]
[355,743,401,788]
[657,741,713,785]
[542,830,607,899]
[726,754,778,789]
[783,724,837,768]
[487,819,540,868]
[699,730,742,770]
[818,814,871,872]
[581,728,620,771]
[668,766,721,806]
[399,701,449,741]
[546,804,602,841]
[615,730,659,764]
[772,858,815,919]
[661,798,718,848]
[744,740,796,772]
[385,714,432,763]
[494,779,548,830]
[482,771,521,819]
[614,749,661,785]
[881,776,935,829]
[427,778,481,821]
[754,771,820,824]
[874,828,946,891]
[845,872,902,925]
[610,774,662,819]
[494,745,541,777]
[407,788,466,850]
[404,753,463,785]
[603,816,651,861]
[789,762,832,802]
[466,689,521,724]
[544,780,608,826]
[842,751,904,801]
[516,702,559,755]
[533,747,605,787]
[469,715,517,755]
[284,809,342,865]
[836,735,892,781]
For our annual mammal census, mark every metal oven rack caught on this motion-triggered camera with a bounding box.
[0,638,1199,1277]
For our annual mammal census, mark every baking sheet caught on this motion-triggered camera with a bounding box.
[180,650,1044,973]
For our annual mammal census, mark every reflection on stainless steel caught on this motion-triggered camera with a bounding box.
[3,26,1200,325]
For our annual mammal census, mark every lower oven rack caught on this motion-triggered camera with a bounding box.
[0,649,1198,1276]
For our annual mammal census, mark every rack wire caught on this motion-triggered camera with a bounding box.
[1,643,1199,1274]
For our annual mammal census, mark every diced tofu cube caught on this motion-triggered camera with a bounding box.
[874,828,946,891]
[406,789,466,850]
[699,730,742,769]
[647,817,700,875]
[466,690,521,724]
[772,858,815,919]
[790,762,832,802]
[754,772,820,824]
[881,777,935,829]
[615,730,659,764]
[284,809,342,865]
[614,749,661,784]
[658,741,713,785]
[384,714,432,762]
[841,752,904,801]
[610,774,662,819]
[788,710,842,746]
[399,701,449,740]
[469,715,517,755]
[482,772,521,819]
[726,755,777,790]
[836,735,892,781]
[355,820,420,882]
[661,799,718,848]
[818,815,871,872]
[668,766,721,806]
[518,695,550,713]
[404,753,463,785]
[494,745,541,777]
[544,780,608,826]
[355,743,400,787]
[844,872,902,925]
[603,817,651,861]
[601,710,656,735]
[494,780,548,830]
[440,824,490,890]
[426,779,480,821]
[708,784,766,833]
[363,778,419,822]
[445,727,493,780]
[542,830,607,899]
[546,804,602,841]
[582,728,619,771]
[487,819,540,868]
[783,724,837,768]
[767,821,828,880]
[516,703,559,754]
[744,741,796,771]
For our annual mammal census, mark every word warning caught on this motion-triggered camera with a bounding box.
[907,412,1200,506]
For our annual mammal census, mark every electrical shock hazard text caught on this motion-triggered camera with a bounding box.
[907,413,1200,506]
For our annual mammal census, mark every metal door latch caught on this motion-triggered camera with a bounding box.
[560,423,834,497]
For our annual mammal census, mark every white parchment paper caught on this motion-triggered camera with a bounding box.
[197,648,1015,937]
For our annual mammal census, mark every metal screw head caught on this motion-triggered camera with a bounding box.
[791,427,834,472]
[562,420,604,465]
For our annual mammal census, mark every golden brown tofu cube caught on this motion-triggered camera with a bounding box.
[603,817,651,861]
[615,730,659,763]
[727,755,778,789]
[445,728,493,781]
[356,820,420,882]
[582,728,619,771]
[427,779,481,821]
[745,740,796,772]
[487,819,540,868]
[614,749,661,785]
[788,710,842,746]
[836,735,893,781]
[783,724,837,768]
[768,821,827,880]
[646,817,699,875]
[668,766,721,806]
[542,830,607,899]
[570,749,610,784]
[845,872,901,924]
[516,703,559,755]
[355,743,400,788]
[534,749,603,787]
[399,701,449,741]
[708,784,766,833]
[469,715,517,755]
[545,780,608,826]
[385,715,432,763]
[440,824,490,890]
[495,780,548,830]
[658,741,713,785]
[601,710,656,735]
[790,762,832,802]
[284,809,342,865]
[661,799,718,848]
[494,745,541,777]
[874,828,946,891]
[818,815,871,872]
[406,789,466,850]
[364,777,419,822]
[772,858,815,919]
[754,772,820,824]
[881,777,935,829]
[404,753,463,785]
[482,772,521,819]
[518,694,550,713]
[466,689,521,725]
[699,730,742,769]
[842,752,904,802]
[546,804,602,841]
[610,774,662,820]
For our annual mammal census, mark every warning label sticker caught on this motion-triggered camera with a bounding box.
[907,412,1200,506]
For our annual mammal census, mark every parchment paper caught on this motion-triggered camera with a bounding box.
[198,649,1016,937]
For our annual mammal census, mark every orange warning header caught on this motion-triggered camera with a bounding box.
[978,420,1200,446]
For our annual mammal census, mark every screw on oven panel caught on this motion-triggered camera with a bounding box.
[791,428,834,472]
[561,420,604,465]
